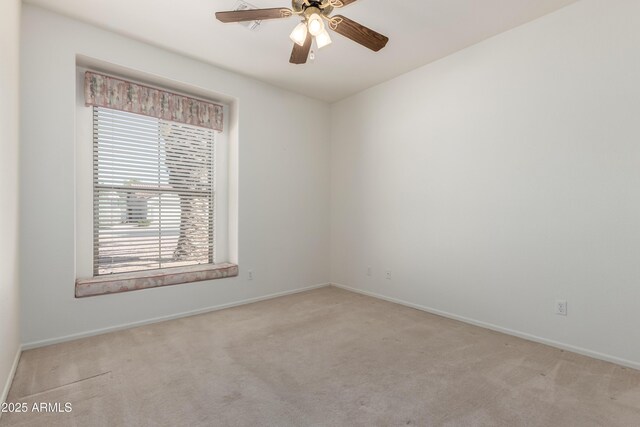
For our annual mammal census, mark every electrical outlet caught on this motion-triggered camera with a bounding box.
[385,270,392,280]
[248,270,254,281]
[367,266,372,276]
[555,300,567,316]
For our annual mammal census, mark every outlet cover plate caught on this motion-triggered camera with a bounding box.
[555,300,568,316]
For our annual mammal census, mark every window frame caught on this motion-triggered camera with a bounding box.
[74,67,236,297]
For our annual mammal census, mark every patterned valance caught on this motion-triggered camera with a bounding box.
[84,71,223,132]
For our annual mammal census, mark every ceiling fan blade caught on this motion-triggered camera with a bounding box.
[215,8,293,23]
[330,15,389,52]
[330,0,358,7]
[290,33,313,64]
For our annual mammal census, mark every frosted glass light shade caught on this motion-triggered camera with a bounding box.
[290,22,308,46]
[316,29,332,49]
[308,13,324,36]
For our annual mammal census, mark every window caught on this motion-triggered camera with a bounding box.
[93,107,215,275]
[75,70,238,297]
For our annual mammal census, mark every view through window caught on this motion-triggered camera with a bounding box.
[93,106,215,275]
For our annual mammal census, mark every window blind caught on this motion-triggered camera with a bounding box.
[93,107,215,275]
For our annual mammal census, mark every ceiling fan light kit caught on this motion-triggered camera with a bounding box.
[215,0,389,64]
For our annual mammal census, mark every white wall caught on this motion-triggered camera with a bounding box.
[0,0,22,405]
[20,5,331,346]
[331,0,640,368]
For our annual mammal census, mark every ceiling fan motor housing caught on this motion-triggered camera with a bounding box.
[292,0,333,17]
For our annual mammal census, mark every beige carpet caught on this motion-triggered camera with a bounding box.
[2,286,639,427]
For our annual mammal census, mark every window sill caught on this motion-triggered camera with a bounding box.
[75,263,239,298]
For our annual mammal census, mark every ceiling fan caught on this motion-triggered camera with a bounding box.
[215,0,389,64]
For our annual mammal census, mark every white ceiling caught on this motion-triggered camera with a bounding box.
[25,0,579,102]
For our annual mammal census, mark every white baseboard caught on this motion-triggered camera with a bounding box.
[23,283,331,350]
[331,283,640,371]
[1,346,22,415]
